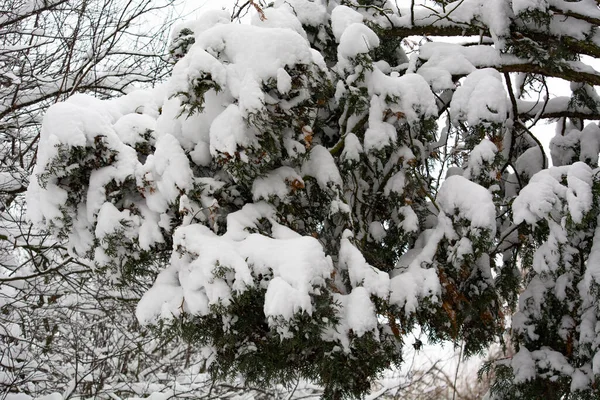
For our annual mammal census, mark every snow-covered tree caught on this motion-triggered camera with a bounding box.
[26,0,600,398]
[1,0,177,197]
[0,0,203,397]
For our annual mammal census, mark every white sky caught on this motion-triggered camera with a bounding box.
[180,0,237,17]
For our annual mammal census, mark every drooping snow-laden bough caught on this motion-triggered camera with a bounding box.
[28,0,600,398]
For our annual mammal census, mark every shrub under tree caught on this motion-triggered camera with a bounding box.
[26,0,600,398]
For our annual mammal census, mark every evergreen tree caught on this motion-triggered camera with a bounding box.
[26,0,600,398]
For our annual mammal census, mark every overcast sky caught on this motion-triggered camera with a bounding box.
[181,0,236,18]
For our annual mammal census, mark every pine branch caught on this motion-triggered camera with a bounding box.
[385,22,600,61]
[549,6,600,27]
[498,62,600,86]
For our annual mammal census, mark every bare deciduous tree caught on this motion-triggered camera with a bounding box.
[0,1,201,398]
